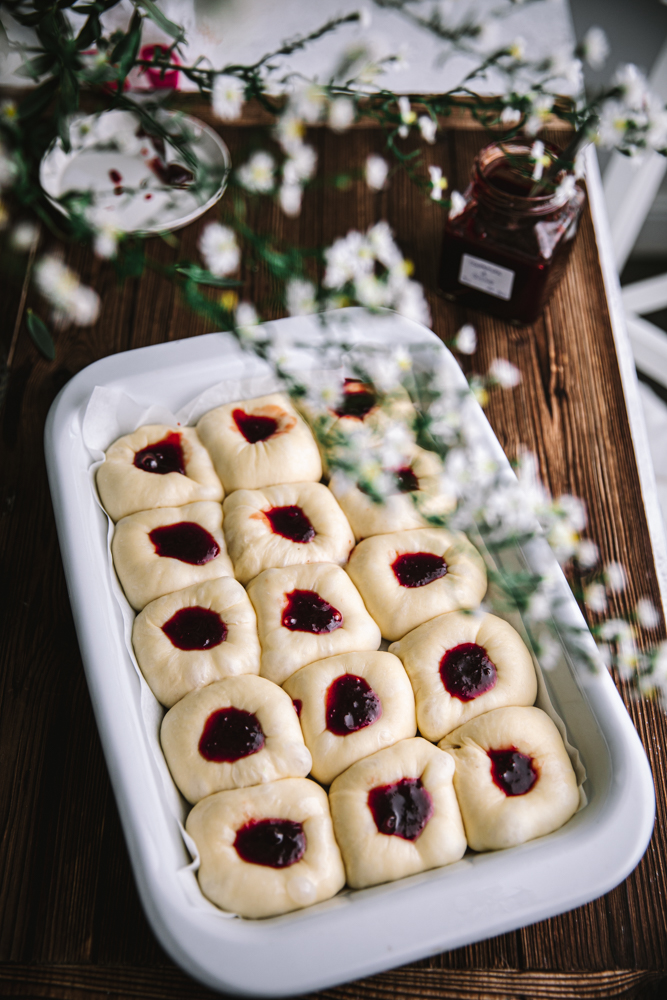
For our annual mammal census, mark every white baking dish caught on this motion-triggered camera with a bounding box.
[45,309,655,997]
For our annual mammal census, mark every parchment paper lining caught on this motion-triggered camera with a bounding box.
[81,362,587,919]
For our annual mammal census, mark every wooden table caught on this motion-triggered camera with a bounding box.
[2,103,666,1000]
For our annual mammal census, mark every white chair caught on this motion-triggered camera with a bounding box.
[603,37,667,389]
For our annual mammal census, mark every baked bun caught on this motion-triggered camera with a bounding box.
[439,706,579,851]
[283,651,416,785]
[196,393,321,493]
[329,737,466,889]
[96,425,223,522]
[132,577,260,707]
[186,778,345,917]
[389,611,537,741]
[160,676,311,803]
[111,501,232,611]
[247,562,381,685]
[223,483,354,585]
[346,528,487,641]
[329,445,454,541]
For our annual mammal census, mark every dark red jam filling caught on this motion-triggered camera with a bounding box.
[149,522,220,565]
[488,748,538,796]
[133,431,185,475]
[440,642,497,702]
[234,818,306,868]
[392,552,447,588]
[161,606,227,650]
[333,379,376,419]
[325,674,382,736]
[292,698,302,718]
[368,778,433,841]
[233,408,279,443]
[198,707,265,763]
[282,589,343,633]
[265,505,315,543]
[394,466,419,493]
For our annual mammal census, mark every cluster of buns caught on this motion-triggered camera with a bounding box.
[97,388,579,920]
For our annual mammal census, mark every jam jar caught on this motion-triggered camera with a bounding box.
[439,139,585,324]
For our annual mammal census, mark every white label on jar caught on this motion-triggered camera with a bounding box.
[459,253,515,301]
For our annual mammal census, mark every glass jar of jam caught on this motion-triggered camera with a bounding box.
[439,139,585,324]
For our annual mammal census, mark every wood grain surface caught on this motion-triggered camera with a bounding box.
[1,102,666,1000]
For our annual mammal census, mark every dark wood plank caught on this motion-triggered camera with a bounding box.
[0,107,665,997]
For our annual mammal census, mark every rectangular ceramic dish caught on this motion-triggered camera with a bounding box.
[45,309,655,997]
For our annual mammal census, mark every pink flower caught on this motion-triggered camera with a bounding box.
[140,45,180,91]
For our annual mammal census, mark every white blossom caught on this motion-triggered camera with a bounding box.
[418,115,437,144]
[279,183,303,216]
[34,255,100,327]
[525,94,554,136]
[582,27,609,70]
[455,324,477,354]
[448,190,466,219]
[614,64,649,110]
[236,301,260,335]
[10,221,39,252]
[636,598,660,629]
[604,561,627,592]
[367,220,403,269]
[597,100,629,149]
[283,144,317,185]
[576,538,599,569]
[290,83,326,124]
[554,174,577,206]
[508,37,525,61]
[237,151,275,193]
[198,223,240,276]
[397,96,416,138]
[275,113,306,153]
[93,223,119,260]
[429,165,448,201]
[395,279,430,326]
[500,106,522,126]
[548,49,582,88]
[488,357,521,388]
[365,154,389,191]
[584,583,607,612]
[324,230,374,288]
[212,75,245,120]
[286,278,317,316]
[329,97,355,132]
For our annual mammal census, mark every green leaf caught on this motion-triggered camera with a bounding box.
[75,12,102,50]
[18,79,53,119]
[174,263,243,288]
[26,310,55,361]
[111,9,142,75]
[15,52,56,79]
[135,0,185,43]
